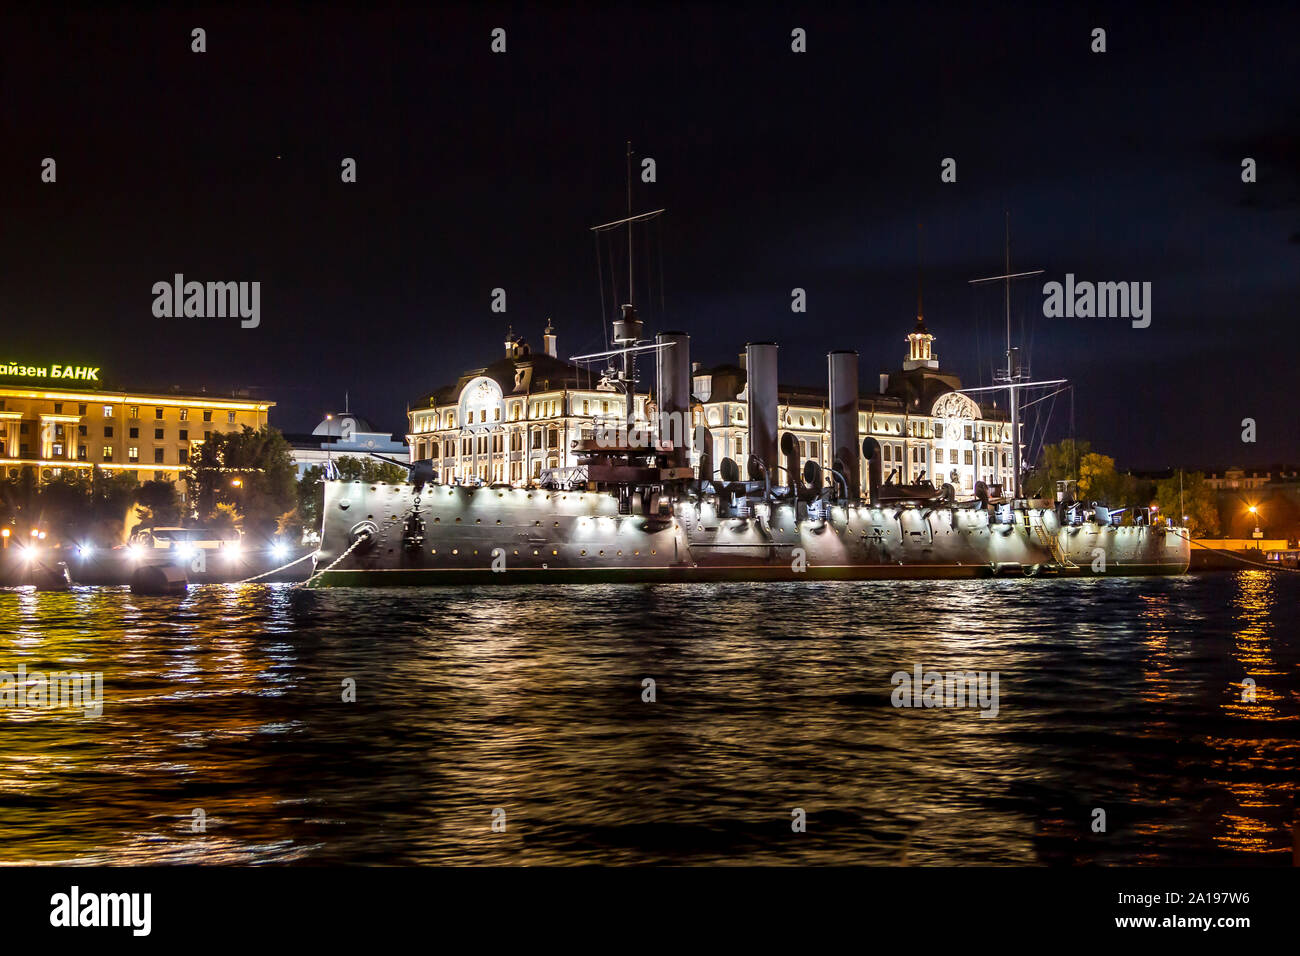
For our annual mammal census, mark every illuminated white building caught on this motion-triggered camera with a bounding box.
[407,315,1019,494]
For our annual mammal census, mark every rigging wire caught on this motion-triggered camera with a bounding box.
[595,229,609,350]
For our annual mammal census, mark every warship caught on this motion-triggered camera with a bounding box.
[307,200,1190,586]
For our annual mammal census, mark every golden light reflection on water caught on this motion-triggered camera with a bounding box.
[1207,571,1296,858]
[0,585,303,864]
[0,574,1297,865]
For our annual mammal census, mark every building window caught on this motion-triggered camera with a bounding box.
[129,427,139,439]
[102,447,113,461]
[154,448,165,463]
[19,443,29,457]
[102,405,113,417]
[547,428,559,449]
[179,429,188,441]
[154,428,164,440]
[128,447,139,462]
[77,446,86,461]
[155,407,163,419]
[52,443,64,457]
[78,425,87,437]
[180,409,189,421]
[227,411,236,424]
[964,450,973,466]
[104,426,114,438]
[78,403,86,415]
[178,448,188,465]
[964,425,973,440]
[203,410,212,422]
[949,449,958,464]
[54,402,63,414]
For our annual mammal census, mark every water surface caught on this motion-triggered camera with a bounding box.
[1,571,1296,865]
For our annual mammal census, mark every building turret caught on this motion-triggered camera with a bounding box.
[903,314,937,371]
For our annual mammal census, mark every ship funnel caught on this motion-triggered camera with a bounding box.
[655,331,690,464]
[745,342,779,485]
[828,350,860,501]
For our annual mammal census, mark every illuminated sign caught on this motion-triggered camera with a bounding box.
[0,363,101,382]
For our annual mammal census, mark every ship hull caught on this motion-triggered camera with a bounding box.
[308,481,1191,586]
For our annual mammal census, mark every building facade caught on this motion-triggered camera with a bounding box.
[285,412,409,478]
[407,316,1018,496]
[0,367,272,490]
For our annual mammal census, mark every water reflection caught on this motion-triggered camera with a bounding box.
[0,571,1297,864]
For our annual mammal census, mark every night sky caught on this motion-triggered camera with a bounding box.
[3,3,1296,469]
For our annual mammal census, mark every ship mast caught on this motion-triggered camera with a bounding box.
[573,144,666,432]
[966,214,1049,501]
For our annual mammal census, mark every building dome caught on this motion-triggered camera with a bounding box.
[312,414,375,437]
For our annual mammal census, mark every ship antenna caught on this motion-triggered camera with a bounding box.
[916,221,924,323]
[626,140,634,306]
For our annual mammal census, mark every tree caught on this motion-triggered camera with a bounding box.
[295,455,408,535]
[1024,440,1090,499]
[1156,471,1221,536]
[185,426,297,542]
[1076,452,1136,505]
[133,480,181,527]
[88,467,140,546]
